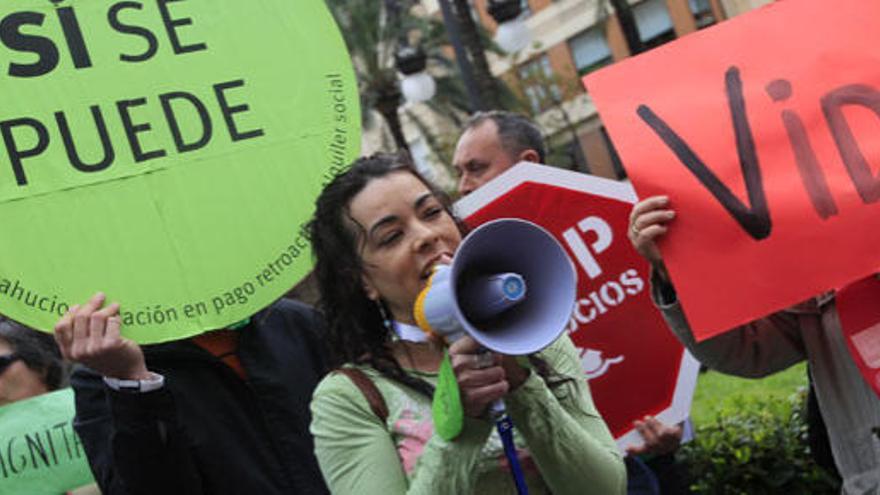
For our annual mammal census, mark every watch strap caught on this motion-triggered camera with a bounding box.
[104,372,165,393]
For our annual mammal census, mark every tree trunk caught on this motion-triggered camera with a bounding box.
[450,0,502,110]
[608,0,645,55]
[375,86,410,152]
[437,0,482,111]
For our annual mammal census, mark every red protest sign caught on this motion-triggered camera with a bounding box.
[585,0,880,341]
[456,163,699,449]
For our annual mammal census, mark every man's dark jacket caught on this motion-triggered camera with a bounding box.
[71,299,330,495]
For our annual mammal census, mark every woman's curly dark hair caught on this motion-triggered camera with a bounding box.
[308,153,458,396]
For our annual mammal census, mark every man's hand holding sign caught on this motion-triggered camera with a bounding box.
[586,0,880,489]
[628,196,674,284]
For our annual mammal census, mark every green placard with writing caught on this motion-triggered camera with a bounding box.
[0,389,94,494]
[0,0,359,342]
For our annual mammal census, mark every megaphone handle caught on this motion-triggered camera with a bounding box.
[450,346,526,493]
[496,412,530,495]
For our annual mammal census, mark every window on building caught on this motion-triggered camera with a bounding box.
[518,55,562,114]
[477,0,530,21]
[546,132,586,173]
[568,28,612,76]
[633,0,676,49]
[689,0,716,28]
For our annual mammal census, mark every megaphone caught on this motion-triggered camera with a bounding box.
[414,218,577,355]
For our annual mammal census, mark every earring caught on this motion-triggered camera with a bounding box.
[376,301,394,334]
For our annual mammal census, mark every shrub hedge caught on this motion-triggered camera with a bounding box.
[679,390,841,494]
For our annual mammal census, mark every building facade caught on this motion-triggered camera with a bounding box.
[413,0,770,181]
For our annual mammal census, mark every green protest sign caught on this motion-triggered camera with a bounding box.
[0,1,359,342]
[0,388,95,495]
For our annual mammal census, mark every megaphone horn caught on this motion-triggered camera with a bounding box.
[414,218,577,356]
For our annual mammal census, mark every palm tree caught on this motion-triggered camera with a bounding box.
[326,0,409,150]
[448,0,503,110]
[326,0,476,152]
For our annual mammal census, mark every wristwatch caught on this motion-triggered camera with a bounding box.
[103,372,165,393]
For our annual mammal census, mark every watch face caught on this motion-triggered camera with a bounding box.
[111,379,142,393]
[106,372,163,393]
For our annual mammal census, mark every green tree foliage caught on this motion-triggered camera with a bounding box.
[325,0,473,151]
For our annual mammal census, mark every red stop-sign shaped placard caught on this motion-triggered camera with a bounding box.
[456,163,699,449]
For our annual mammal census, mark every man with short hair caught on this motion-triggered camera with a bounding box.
[453,111,689,495]
[453,111,545,196]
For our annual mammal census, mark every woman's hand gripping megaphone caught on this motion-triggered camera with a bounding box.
[413,262,530,439]
[448,336,529,417]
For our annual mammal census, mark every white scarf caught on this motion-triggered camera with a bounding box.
[393,321,429,343]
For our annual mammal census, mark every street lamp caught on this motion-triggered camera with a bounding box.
[487,0,531,54]
[396,45,437,104]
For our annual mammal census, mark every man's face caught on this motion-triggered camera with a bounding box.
[453,120,518,196]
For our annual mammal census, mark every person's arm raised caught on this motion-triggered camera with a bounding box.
[628,197,806,378]
[54,293,149,381]
[57,293,204,495]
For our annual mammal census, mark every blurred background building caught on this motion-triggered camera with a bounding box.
[352,0,772,187]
